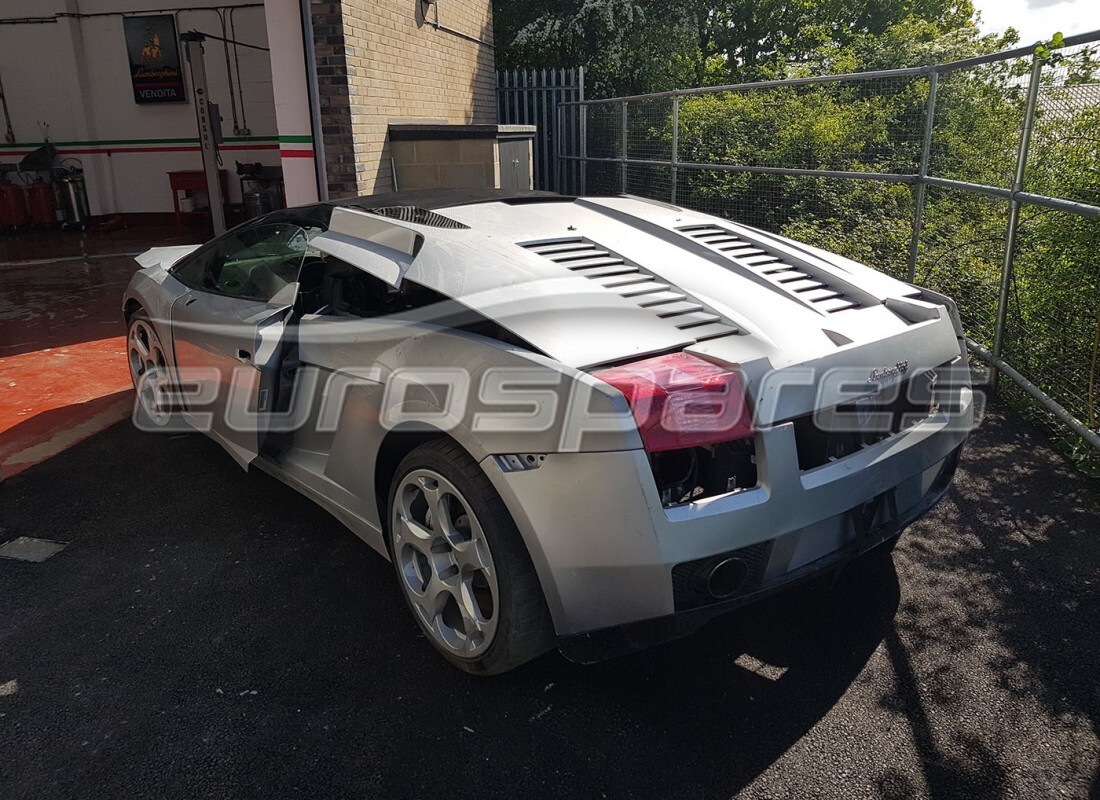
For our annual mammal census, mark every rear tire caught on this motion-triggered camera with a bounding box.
[387,439,554,675]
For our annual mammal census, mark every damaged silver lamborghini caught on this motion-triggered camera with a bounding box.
[123,189,973,674]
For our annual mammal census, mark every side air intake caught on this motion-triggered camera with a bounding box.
[519,237,741,343]
[678,224,863,313]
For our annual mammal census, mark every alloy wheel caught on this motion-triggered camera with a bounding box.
[391,469,500,657]
[127,318,171,426]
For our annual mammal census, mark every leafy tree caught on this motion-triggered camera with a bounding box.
[495,1,699,96]
[494,0,985,95]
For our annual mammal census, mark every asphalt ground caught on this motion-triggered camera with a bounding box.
[0,401,1097,799]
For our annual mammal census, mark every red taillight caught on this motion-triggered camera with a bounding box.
[593,352,753,452]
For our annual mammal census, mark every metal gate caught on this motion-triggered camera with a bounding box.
[496,67,584,194]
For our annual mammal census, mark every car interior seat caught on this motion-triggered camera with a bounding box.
[295,258,330,315]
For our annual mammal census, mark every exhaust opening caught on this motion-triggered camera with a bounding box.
[672,541,772,611]
[705,557,749,598]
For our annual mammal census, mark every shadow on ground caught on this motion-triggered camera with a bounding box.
[0,401,1096,799]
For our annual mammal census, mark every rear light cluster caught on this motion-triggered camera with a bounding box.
[592,352,754,453]
[648,439,757,506]
[593,352,757,506]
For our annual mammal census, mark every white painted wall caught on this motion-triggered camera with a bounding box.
[0,1,280,214]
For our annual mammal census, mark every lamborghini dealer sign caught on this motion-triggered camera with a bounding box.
[123,15,186,104]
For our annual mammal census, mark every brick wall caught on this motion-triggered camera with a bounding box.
[310,0,496,198]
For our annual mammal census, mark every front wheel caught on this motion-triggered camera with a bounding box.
[126,312,174,429]
[387,440,553,675]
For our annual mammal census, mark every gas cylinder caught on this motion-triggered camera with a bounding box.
[26,180,57,228]
[57,170,90,229]
[0,180,30,229]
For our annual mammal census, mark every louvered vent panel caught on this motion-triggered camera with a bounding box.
[519,238,740,342]
[366,206,469,229]
[678,224,861,313]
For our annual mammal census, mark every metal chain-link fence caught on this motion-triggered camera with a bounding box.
[558,32,1100,467]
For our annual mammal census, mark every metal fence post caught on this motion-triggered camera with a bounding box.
[907,69,938,282]
[991,53,1044,389]
[621,101,629,194]
[670,94,680,204]
[579,103,587,195]
[554,101,563,195]
[577,67,585,195]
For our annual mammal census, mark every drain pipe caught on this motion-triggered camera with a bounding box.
[229,6,250,135]
[298,0,328,200]
[427,0,494,48]
[216,9,241,136]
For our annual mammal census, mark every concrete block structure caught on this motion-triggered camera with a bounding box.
[388,123,536,192]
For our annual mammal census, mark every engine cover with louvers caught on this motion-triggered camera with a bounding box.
[677,223,864,314]
[519,237,741,344]
[335,193,954,372]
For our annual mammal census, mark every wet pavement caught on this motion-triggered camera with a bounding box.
[0,255,134,353]
[0,223,195,264]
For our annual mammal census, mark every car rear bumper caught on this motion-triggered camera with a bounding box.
[555,440,962,663]
[482,386,973,645]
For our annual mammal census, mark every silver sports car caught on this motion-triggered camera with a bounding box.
[123,189,973,674]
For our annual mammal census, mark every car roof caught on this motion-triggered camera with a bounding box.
[252,190,571,231]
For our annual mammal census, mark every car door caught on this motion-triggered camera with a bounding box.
[168,221,321,468]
